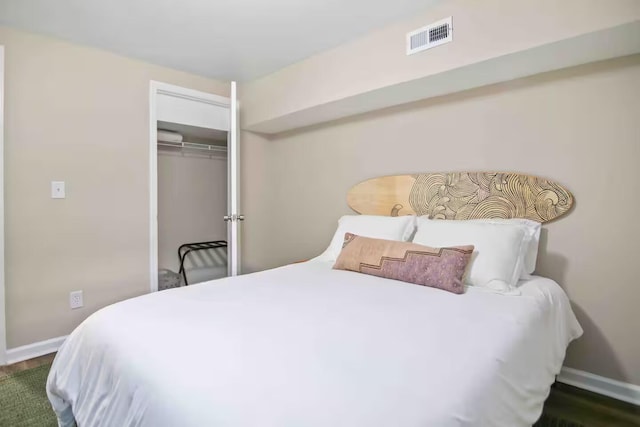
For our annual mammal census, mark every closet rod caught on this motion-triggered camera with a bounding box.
[158,141,227,153]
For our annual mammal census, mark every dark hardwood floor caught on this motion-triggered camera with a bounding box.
[0,353,55,380]
[1,354,639,425]
[538,382,640,427]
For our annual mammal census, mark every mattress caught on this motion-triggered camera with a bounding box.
[47,260,582,427]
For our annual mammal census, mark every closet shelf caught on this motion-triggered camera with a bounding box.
[158,140,227,153]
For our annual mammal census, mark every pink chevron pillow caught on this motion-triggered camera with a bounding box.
[333,233,474,294]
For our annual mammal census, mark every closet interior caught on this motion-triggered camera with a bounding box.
[157,120,228,290]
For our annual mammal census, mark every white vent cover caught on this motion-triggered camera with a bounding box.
[406,16,452,55]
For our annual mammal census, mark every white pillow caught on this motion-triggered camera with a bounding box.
[317,215,416,262]
[412,217,529,292]
[467,218,541,277]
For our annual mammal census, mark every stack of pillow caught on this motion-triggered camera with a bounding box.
[322,214,541,295]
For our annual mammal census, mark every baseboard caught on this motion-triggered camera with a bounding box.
[558,366,640,406]
[5,335,67,365]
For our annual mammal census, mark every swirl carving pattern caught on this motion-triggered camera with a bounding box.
[347,172,573,223]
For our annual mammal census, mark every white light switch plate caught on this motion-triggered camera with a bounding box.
[51,181,65,199]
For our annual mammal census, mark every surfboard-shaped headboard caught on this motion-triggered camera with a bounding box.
[347,172,573,223]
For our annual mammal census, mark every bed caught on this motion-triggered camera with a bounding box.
[47,172,582,427]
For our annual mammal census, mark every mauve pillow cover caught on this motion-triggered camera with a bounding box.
[333,233,474,294]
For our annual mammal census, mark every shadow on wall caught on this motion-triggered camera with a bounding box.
[537,229,569,285]
[534,194,578,285]
[567,303,629,382]
[537,228,628,382]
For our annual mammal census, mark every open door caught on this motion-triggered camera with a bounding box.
[0,46,6,365]
[226,81,242,276]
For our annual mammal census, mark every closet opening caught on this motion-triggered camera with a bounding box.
[156,122,228,290]
[150,80,239,293]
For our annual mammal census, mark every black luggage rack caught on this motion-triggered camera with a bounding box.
[178,240,227,285]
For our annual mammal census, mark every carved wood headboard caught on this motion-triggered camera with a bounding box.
[347,172,573,223]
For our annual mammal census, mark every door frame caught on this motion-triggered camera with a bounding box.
[0,46,6,365]
[148,81,232,292]
[227,81,240,277]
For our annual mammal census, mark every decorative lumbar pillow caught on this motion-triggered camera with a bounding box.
[316,214,417,262]
[333,233,474,294]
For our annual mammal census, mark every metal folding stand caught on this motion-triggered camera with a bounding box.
[177,240,228,285]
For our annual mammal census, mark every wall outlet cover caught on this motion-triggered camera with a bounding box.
[51,181,66,199]
[69,290,83,309]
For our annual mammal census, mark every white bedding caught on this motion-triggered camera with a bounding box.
[47,261,582,427]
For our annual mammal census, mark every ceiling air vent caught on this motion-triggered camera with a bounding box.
[406,16,452,55]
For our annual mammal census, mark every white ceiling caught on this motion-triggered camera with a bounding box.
[0,0,441,81]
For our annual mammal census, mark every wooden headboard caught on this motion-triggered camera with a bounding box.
[347,172,573,223]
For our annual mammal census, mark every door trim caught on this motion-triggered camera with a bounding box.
[0,46,6,365]
[227,81,240,276]
[148,81,231,292]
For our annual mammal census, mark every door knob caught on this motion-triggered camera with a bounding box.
[238,215,245,221]
[223,215,232,222]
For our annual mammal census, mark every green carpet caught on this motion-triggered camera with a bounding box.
[0,363,57,427]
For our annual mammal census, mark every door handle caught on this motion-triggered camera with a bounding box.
[223,215,232,222]
[238,215,245,221]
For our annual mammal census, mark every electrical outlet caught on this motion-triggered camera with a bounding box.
[51,181,66,199]
[70,290,83,309]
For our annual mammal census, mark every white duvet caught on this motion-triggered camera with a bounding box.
[47,261,582,427]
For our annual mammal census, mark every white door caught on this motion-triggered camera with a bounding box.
[226,81,241,276]
[0,46,6,365]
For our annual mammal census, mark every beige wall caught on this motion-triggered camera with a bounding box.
[158,152,227,272]
[241,56,640,385]
[0,26,228,347]
[242,0,640,129]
